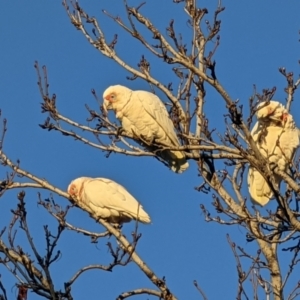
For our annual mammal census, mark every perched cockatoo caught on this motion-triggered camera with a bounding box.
[247,101,299,206]
[103,85,189,173]
[67,177,151,224]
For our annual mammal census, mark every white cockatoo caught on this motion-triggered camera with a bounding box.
[67,177,151,224]
[247,101,299,206]
[103,85,189,173]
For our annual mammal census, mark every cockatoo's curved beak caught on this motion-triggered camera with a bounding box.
[103,99,112,112]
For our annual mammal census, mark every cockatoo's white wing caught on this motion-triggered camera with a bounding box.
[133,91,180,146]
[278,115,299,163]
[247,167,274,206]
[248,121,276,206]
[82,178,151,224]
[132,91,189,173]
[248,122,287,205]
[254,116,299,168]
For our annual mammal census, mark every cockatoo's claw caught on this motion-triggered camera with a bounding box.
[116,126,125,136]
[111,223,122,230]
[269,162,277,171]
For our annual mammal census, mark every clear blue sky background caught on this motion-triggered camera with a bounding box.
[1,1,300,299]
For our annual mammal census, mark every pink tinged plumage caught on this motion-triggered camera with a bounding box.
[103,85,189,173]
[247,101,300,206]
[67,177,151,224]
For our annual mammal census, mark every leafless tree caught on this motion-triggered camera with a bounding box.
[1,1,300,299]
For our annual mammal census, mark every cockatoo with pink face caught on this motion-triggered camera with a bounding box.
[247,101,299,206]
[103,85,189,173]
[67,177,151,224]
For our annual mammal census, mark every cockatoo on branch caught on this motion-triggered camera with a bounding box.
[247,101,299,206]
[67,177,151,224]
[103,85,189,173]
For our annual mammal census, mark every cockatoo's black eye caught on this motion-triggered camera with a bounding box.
[104,93,116,102]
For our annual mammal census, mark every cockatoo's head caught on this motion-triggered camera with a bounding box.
[103,85,132,112]
[256,101,288,125]
[67,177,88,201]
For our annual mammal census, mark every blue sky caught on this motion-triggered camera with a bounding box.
[1,1,300,299]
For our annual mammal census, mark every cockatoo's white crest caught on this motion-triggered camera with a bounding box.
[247,101,299,206]
[67,177,151,224]
[103,85,189,173]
